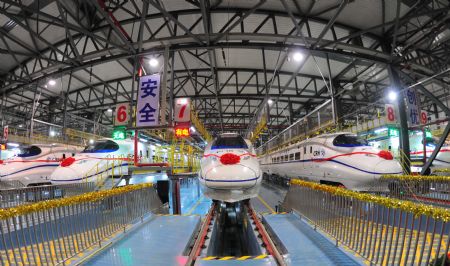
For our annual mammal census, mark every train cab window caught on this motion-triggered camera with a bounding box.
[295,152,300,160]
[289,154,294,161]
[333,134,368,147]
[83,140,119,153]
[62,154,66,159]
[72,153,75,157]
[18,146,42,157]
[211,135,248,150]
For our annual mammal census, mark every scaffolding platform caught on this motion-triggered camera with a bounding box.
[262,213,363,266]
[82,215,201,266]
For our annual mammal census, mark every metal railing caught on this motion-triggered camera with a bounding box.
[368,175,450,207]
[0,183,164,265]
[282,180,450,266]
[0,183,95,208]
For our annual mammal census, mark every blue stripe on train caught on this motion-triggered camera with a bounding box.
[204,176,260,182]
[0,164,60,178]
[260,159,402,175]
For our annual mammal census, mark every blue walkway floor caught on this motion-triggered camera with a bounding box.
[180,178,212,216]
[82,215,201,266]
[263,213,362,266]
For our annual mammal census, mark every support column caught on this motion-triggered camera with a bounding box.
[160,46,169,125]
[394,68,450,175]
[388,65,410,174]
[169,175,181,214]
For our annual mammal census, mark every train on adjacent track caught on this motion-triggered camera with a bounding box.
[50,138,160,184]
[258,132,403,191]
[199,133,262,202]
[0,144,81,186]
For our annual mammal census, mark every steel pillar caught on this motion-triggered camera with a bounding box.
[388,65,410,174]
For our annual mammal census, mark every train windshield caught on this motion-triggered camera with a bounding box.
[83,140,119,153]
[333,134,368,147]
[211,135,248,150]
[17,146,42,157]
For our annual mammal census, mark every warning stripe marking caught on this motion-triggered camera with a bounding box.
[201,255,268,260]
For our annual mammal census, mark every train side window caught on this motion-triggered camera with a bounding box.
[304,146,306,154]
[284,155,288,161]
[140,150,143,158]
[62,154,66,159]
[310,146,312,153]
[295,152,300,160]
[289,154,294,160]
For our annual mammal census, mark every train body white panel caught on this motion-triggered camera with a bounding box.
[0,144,81,186]
[259,133,403,191]
[50,139,152,184]
[199,133,262,202]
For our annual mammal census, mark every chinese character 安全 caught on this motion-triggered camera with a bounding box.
[139,103,156,123]
[140,79,158,98]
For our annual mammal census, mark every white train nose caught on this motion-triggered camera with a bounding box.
[373,160,403,176]
[50,167,83,183]
[204,164,259,189]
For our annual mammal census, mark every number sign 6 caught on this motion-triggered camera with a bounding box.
[115,103,130,126]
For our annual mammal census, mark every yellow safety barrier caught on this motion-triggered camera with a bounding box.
[168,138,201,174]
[250,116,267,143]
[0,183,152,219]
[82,154,129,189]
[191,109,212,142]
[381,174,450,182]
[290,179,450,221]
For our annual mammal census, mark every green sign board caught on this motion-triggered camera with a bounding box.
[112,127,126,140]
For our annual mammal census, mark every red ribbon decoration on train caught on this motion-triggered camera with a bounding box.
[219,153,241,165]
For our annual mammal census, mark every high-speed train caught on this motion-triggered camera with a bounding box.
[259,133,403,191]
[50,138,157,184]
[0,144,81,186]
[199,133,262,202]
[368,130,450,171]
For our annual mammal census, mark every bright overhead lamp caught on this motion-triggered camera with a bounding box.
[267,99,274,105]
[49,131,56,137]
[292,52,304,62]
[18,124,23,128]
[107,108,113,112]
[149,58,159,67]
[190,126,196,133]
[89,139,94,144]
[388,91,397,101]
[48,79,56,86]
[177,98,188,105]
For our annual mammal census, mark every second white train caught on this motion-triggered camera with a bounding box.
[259,132,403,191]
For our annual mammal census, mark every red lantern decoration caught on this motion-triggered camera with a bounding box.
[61,157,76,167]
[378,150,393,160]
[220,153,241,165]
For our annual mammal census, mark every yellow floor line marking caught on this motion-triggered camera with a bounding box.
[255,254,268,259]
[186,196,203,215]
[257,195,275,214]
[236,256,252,260]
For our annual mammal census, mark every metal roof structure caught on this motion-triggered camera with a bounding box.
[0,0,449,144]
